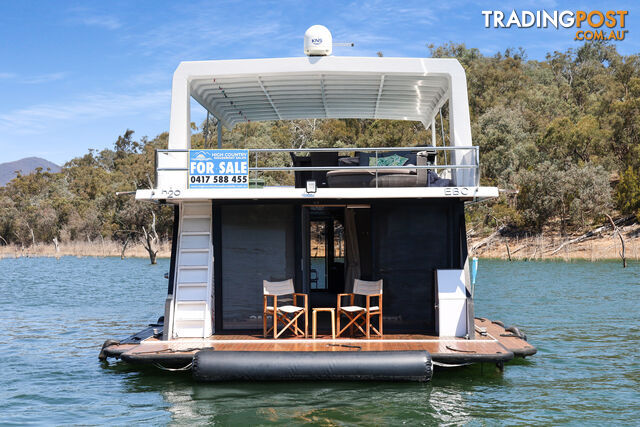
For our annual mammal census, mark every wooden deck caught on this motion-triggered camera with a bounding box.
[106,318,535,367]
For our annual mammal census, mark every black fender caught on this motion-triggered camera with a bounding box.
[193,350,433,382]
[98,339,120,361]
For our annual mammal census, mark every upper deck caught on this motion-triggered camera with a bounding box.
[136,56,498,202]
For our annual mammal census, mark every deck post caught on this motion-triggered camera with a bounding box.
[463,255,475,339]
[162,296,174,341]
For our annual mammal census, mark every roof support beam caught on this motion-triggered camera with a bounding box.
[258,77,282,120]
[374,75,385,118]
[190,90,234,131]
[424,88,450,130]
[200,91,255,129]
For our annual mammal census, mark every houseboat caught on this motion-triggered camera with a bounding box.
[100,26,535,381]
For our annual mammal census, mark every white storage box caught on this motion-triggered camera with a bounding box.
[435,269,468,337]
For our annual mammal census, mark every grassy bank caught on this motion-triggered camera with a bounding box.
[0,240,171,259]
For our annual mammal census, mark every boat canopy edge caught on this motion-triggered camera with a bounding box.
[135,186,499,201]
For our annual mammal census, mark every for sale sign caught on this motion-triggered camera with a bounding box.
[189,149,249,188]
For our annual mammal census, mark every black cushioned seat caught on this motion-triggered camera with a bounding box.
[326,168,414,188]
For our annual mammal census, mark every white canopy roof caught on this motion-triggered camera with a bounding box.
[168,56,472,150]
[192,71,449,128]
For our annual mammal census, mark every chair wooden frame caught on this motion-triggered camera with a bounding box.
[336,279,383,339]
[263,279,308,339]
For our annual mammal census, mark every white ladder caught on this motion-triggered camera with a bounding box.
[171,202,213,338]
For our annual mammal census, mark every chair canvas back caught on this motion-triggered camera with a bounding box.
[353,279,383,295]
[263,279,294,296]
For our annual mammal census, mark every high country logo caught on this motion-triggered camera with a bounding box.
[482,10,629,41]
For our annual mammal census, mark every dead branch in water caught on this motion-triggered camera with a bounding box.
[605,214,627,268]
[471,221,508,253]
[141,212,159,265]
[509,244,529,255]
[548,215,634,255]
[121,237,130,260]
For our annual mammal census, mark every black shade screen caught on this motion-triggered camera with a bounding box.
[220,204,296,330]
[372,200,465,333]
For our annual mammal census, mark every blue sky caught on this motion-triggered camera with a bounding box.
[0,0,637,165]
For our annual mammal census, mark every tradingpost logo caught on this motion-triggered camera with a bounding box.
[482,10,629,41]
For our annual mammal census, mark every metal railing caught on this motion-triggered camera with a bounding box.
[155,146,480,188]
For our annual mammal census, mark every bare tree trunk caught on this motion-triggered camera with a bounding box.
[0,235,7,245]
[13,230,24,248]
[147,246,158,265]
[26,224,35,247]
[100,234,105,257]
[52,237,59,252]
[141,212,159,265]
[505,240,512,261]
[605,214,627,268]
[530,236,538,260]
[121,237,130,260]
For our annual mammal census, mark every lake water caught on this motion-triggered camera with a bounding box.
[1,257,638,425]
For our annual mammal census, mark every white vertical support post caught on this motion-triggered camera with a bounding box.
[447,65,473,186]
[165,65,191,190]
[431,119,436,147]
[168,64,191,151]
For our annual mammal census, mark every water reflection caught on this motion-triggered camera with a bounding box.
[160,381,456,425]
[102,364,507,425]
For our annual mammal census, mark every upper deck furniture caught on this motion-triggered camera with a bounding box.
[325,150,452,188]
[263,279,308,339]
[337,279,383,339]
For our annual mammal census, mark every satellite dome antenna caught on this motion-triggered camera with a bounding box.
[304,25,354,56]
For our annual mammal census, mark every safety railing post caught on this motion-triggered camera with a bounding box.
[375,151,379,188]
[255,152,259,181]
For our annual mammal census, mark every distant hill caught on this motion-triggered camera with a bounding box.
[0,157,61,186]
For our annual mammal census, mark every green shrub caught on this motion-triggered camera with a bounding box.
[616,167,640,220]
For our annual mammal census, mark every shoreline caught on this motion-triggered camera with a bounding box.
[1,226,638,262]
[0,240,172,260]
[468,223,640,262]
